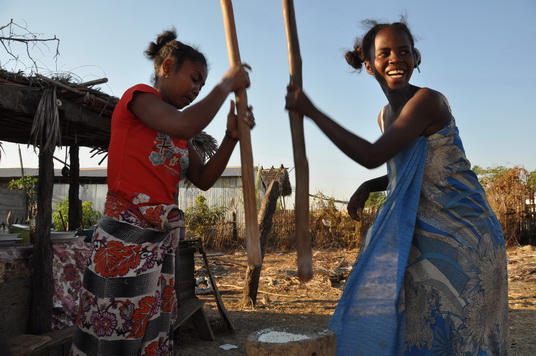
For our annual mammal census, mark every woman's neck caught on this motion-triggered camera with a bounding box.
[383,84,420,112]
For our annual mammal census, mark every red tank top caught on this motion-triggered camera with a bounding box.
[107,84,189,206]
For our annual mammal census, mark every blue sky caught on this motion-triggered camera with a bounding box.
[1,0,535,202]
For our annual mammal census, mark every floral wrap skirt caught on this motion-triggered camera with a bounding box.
[71,192,183,356]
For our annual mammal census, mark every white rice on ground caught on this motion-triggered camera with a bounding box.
[257,331,310,343]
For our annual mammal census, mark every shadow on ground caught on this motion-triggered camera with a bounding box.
[175,309,331,356]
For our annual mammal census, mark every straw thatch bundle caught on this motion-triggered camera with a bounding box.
[260,165,292,196]
[30,86,61,152]
[191,131,217,162]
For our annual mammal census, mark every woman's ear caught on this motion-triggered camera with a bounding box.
[161,58,174,77]
[365,61,374,75]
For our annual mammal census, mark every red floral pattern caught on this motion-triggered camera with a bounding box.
[161,278,176,313]
[129,296,156,338]
[71,196,181,355]
[94,240,142,277]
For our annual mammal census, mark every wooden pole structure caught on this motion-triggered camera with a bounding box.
[68,145,81,231]
[242,180,281,308]
[220,0,262,268]
[282,0,313,282]
[30,145,54,334]
[29,86,61,333]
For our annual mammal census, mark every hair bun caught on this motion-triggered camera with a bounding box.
[145,29,178,60]
[345,48,364,70]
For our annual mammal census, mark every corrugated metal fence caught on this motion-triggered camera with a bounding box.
[177,176,265,233]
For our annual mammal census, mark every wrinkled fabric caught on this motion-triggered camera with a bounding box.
[71,193,183,356]
[107,84,189,206]
[330,120,508,355]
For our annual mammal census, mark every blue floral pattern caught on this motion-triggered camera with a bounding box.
[330,119,508,355]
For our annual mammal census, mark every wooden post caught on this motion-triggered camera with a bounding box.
[242,180,281,308]
[220,0,262,268]
[232,211,238,242]
[18,144,25,178]
[282,0,313,282]
[68,145,81,230]
[30,146,54,334]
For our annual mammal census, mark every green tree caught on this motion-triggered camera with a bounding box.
[365,191,387,209]
[8,176,38,220]
[184,195,227,239]
[472,165,508,189]
[527,170,536,194]
[52,197,102,231]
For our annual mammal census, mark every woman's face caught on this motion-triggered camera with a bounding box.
[162,59,208,109]
[366,27,415,92]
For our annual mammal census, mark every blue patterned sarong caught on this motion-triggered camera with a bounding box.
[329,120,508,355]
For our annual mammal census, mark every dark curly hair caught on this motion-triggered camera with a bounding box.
[145,28,207,84]
[345,19,420,71]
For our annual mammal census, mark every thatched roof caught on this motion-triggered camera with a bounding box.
[0,69,117,153]
[260,164,292,196]
[0,69,216,160]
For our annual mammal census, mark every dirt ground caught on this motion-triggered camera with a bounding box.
[175,245,536,355]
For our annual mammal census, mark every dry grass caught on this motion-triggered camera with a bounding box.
[486,166,530,246]
[200,166,536,251]
[199,202,376,252]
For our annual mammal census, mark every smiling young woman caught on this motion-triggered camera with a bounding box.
[285,19,508,356]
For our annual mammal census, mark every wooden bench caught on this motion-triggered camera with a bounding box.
[7,326,75,356]
[6,298,215,355]
[174,297,215,341]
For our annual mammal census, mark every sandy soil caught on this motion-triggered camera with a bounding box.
[175,246,536,355]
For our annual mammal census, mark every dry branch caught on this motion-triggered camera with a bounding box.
[1,19,61,73]
[35,74,112,109]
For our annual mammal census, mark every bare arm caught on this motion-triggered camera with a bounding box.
[347,175,388,220]
[130,64,250,139]
[285,84,451,168]
[186,134,237,190]
[186,101,255,190]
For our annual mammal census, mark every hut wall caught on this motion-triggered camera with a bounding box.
[177,176,266,232]
[0,246,33,338]
[37,175,266,232]
[178,177,245,229]
[52,183,107,214]
[0,188,26,224]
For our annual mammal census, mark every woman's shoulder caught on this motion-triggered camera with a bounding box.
[123,84,159,97]
[412,87,451,114]
[414,87,446,103]
[118,84,160,108]
[413,88,453,135]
